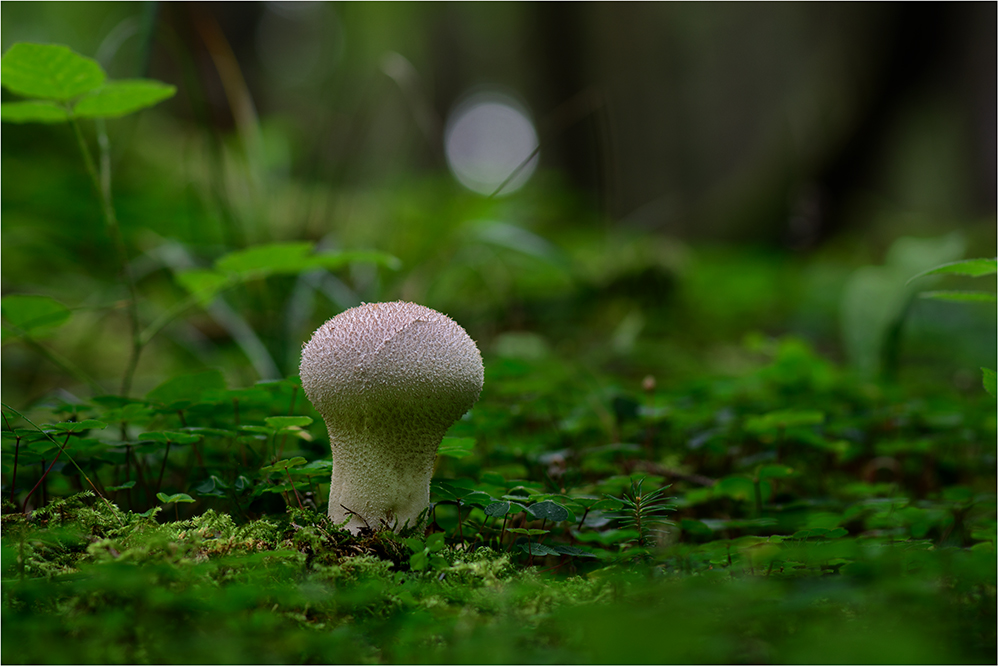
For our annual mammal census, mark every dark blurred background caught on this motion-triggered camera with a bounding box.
[2,1,996,401]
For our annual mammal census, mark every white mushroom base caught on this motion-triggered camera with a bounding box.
[300,302,484,535]
[325,423,438,533]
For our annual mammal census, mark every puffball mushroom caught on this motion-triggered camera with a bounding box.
[300,301,484,533]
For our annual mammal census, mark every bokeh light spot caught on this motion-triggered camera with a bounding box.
[444,91,539,196]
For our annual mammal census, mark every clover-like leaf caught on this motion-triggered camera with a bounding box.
[44,420,106,433]
[484,501,510,518]
[259,457,307,474]
[194,476,229,497]
[137,431,201,444]
[437,437,476,459]
[264,416,313,430]
[907,257,997,283]
[516,541,561,556]
[1,100,69,123]
[527,500,572,523]
[73,79,176,118]
[156,492,195,504]
[1,43,105,101]
[549,544,598,558]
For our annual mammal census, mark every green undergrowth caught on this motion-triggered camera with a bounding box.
[3,335,996,663]
[2,492,994,663]
[2,39,995,666]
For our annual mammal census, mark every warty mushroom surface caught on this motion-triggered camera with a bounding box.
[300,301,484,533]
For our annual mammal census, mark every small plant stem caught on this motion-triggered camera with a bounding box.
[69,116,143,397]
[3,412,20,503]
[275,386,300,460]
[125,444,133,510]
[133,453,153,506]
[22,433,72,512]
[539,558,571,575]
[2,404,119,523]
[190,440,205,470]
[753,478,763,516]
[284,465,304,510]
[275,431,288,461]
[499,514,508,548]
[577,507,591,530]
[456,501,465,548]
[11,434,21,502]
[156,441,172,495]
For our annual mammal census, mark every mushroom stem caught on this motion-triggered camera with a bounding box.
[300,301,484,534]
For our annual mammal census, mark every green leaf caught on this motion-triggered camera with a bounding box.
[1,294,71,340]
[508,528,550,537]
[1,100,69,123]
[745,409,825,434]
[194,476,229,497]
[757,464,795,480]
[298,459,333,475]
[527,500,572,523]
[549,544,598,558]
[908,257,998,283]
[403,537,425,553]
[437,437,476,459]
[174,269,234,307]
[105,481,136,492]
[146,370,226,407]
[259,457,307,474]
[45,420,106,433]
[137,431,201,444]
[714,476,756,502]
[516,541,561,556]
[216,242,318,276]
[264,416,313,430]
[426,532,446,551]
[175,246,400,306]
[1,43,105,101]
[73,79,176,118]
[983,368,997,399]
[313,249,402,272]
[461,491,495,507]
[431,479,477,501]
[409,550,428,571]
[484,501,510,518]
[918,290,997,303]
[156,492,195,504]
[680,519,715,537]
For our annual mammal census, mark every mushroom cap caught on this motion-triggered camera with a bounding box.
[300,301,484,437]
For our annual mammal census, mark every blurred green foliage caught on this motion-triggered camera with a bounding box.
[1,14,996,666]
